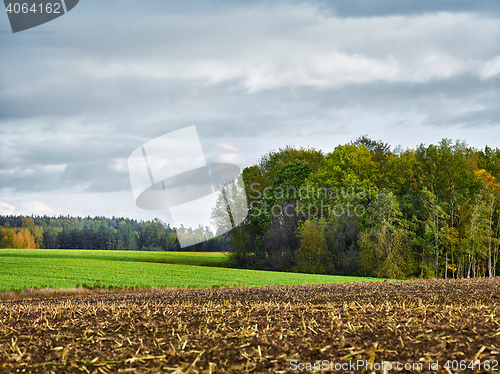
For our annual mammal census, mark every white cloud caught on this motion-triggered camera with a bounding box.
[0,199,54,216]
[0,201,15,215]
[479,55,500,79]
[19,201,54,215]
[110,158,128,173]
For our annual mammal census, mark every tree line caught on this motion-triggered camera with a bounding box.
[226,137,500,279]
[2,137,499,279]
[0,215,230,252]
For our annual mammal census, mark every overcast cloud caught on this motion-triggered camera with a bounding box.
[0,0,499,222]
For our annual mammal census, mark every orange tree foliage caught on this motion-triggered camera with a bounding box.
[0,227,36,249]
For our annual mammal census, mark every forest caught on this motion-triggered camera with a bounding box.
[1,137,499,279]
[0,215,230,252]
[226,137,500,279]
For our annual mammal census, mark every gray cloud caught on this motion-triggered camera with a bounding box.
[316,0,499,18]
[0,159,130,193]
[0,0,498,217]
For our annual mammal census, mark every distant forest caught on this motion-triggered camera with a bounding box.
[1,137,499,279]
[0,215,231,252]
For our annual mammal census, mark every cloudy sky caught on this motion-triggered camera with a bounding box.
[0,0,499,225]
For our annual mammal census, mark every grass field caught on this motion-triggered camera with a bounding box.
[0,248,382,292]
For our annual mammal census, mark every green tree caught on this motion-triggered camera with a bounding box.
[462,195,490,277]
[475,169,500,276]
[352,135,391,163]
[303,144,378,221]
[294,219,330,274]
[380,150,416,196]
[228,147,322,270]
[118,221,137,250]
[359,190,416,278]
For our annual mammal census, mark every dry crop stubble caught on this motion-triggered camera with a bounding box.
[0,278,499,373]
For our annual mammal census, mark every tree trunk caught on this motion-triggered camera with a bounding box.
[487,197,494,277]
[467,254,471,278]
[445,252,448,279]
[494,216,500,277]
[435,215,439,278]
[472,256,476,278]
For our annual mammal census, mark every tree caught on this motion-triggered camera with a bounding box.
[402,188,447,278]
[228,147,322,270]
[43,227,60,249]
[353,135,391,163]
[12,228,36,249]
[478,146,500,179]
[0,227,14,248]
[118,221,137,250]
[414,140,483,277]
[468,170,500,277]
[22,217,35,228]
[325,214,360,275]
[380,150,416,196]
[304,143,378,220]
[294,219,330,274]
[139,220,160,250]
[358,190,416,278]
[463,195,490,277]
[359,225,413,279]
[249,160,312,270]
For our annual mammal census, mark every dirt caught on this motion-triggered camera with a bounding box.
[0,278,499,373]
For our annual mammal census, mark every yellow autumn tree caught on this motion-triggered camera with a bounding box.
[12,228,36,249]
[0,226,13,248]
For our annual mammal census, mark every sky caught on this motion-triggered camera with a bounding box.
[0,0,499,226]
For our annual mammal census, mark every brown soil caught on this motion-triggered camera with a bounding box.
[0,278,499,373]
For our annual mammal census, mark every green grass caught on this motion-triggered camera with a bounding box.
[0,248,384,292]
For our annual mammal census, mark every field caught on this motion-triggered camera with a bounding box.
[0,249,380,293]
[0,278,498,373]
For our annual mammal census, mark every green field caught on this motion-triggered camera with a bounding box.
[0,248,384,292]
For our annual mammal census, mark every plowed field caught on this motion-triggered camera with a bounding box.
[0,278,499,373]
